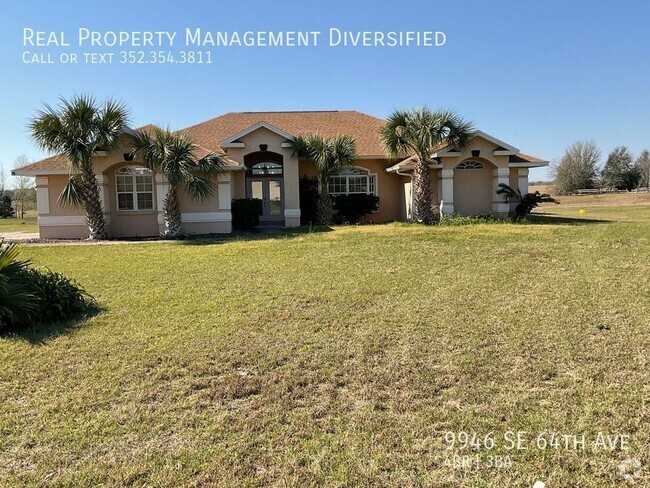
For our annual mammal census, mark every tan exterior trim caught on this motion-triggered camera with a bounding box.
[180,212,232,223]
[492,167,511,215]
[518,168,529,194]
[38,215,86,226]
[220,121,294,147]
[35,177,50,215]
[439,169,454,214]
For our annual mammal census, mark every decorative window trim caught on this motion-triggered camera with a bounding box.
[115,166,154,212]
[457,160,485,170]
[250,161,283,176]
[328,167,378,196]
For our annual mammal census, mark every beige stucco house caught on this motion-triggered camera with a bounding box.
[12,110,548,238]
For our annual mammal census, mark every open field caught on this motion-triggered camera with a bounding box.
[0,216,38,234]
[530,184,650,207]
[1,205,649,486]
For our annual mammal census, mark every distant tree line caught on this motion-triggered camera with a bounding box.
[552,141,650,195]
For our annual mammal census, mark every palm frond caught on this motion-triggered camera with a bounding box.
[57,174,85,208]
[184,175,215,201]
[292,133,357,187]
[130,127,222,202]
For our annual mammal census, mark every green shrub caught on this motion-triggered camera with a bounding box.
[0,195,15,218]
[333,194,379,224]
[0,239,94,333]
[299,177,319,225]
[232,198,263,231]
[438,214,504,226]
[24,268,93,324]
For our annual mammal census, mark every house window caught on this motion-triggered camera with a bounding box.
[116,167,154,211]
[251,161,283,176]
[457,160,485,170]
[328,167,377,195]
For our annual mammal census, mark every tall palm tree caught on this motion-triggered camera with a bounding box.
[131,127,226,238]
[292,134,357,225]
[381,108,474,224]
[29,95,130,239]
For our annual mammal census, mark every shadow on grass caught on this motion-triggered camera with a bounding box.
[525,213,613,225]
[2,305,103,345]
[177,225,334,246]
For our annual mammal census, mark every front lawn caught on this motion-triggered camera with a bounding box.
[0,216,38,234]
[1,205,648,486]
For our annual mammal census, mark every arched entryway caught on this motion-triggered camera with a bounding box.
[244,151,284,223]
[453,159,495,215]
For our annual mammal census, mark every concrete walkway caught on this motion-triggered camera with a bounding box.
[0,232,40,242]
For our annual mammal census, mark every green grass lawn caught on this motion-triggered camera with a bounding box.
[1,205,648,486]
[0,217,38,234]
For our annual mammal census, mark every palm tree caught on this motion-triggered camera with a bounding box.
[496,183,559,220]
[381,108,474,224]
[292,134,357,225]
[131,127,226,238]
[29,95,130,239]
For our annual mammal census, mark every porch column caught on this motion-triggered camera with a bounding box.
[492,167,510,215]
[440,169,454,214]
[35,177,50,216]
[155,173,169,231]
[283,154,301,228]
[518,168,529,195]
[95,174,111,224]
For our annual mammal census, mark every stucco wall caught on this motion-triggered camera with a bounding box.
[452,159,495,216]
[225,127,300,226]
[35,135,235,237]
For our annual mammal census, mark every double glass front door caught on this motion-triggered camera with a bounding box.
[247,178,283,222]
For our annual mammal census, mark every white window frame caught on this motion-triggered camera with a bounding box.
[457,160,485,170]
[115,166,155,212]
[328,167,378,196]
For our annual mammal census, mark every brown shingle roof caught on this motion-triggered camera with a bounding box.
[13,154,70,173]
[509,153,547,164]
[183,110,387,157]
[12,124,242,174]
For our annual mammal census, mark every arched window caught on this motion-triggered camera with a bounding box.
[116,167,154,211]
[251,161,283,176]
[457,160,485,170]
[328,167,377,195]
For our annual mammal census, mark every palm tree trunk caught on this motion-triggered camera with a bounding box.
[412,157,434,224]
[80,164,108,240]
[317,182,334,225]
[163,186,183,238]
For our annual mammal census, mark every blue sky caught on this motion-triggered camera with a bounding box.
[1,0,649,182]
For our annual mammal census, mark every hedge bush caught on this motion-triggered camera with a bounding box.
[299,177,319,225]
[333,194,379,224]
[232,198,263,230]
[0,240,94,333]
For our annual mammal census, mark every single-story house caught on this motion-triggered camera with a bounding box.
[12,110,548,238]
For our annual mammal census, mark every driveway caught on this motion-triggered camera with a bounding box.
[0,231,40,242]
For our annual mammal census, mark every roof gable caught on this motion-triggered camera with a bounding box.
[220,121,295,148]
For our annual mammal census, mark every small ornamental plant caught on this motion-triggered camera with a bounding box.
[0,240,95,333]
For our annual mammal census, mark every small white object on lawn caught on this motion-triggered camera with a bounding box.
[532,482,545,488]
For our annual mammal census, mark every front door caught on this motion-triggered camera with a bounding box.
[247,178,284,222]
